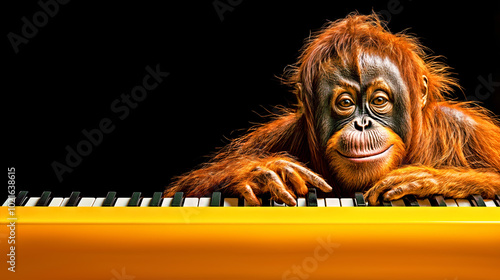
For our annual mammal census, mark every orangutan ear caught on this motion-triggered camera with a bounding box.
[422,75,428,109]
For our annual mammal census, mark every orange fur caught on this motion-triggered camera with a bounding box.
[326,126,406,193]
[165,13,500,202]
[365,165,500,205]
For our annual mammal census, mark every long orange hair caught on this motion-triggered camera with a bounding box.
[165,13,500,197]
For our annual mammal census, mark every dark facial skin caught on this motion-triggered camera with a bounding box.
[312,53,412,191]
[315,53,411,150]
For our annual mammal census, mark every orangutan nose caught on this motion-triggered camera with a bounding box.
[354,117,373,132]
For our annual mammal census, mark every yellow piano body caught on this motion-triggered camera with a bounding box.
[1,206,499,280]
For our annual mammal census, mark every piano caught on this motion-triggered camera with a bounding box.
[2,189,499,280]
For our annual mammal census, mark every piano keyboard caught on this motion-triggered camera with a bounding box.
[1,189,499,280]
[4,189,500,207]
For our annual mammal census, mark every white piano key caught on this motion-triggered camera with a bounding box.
[484,199,497,207]
[223,198,239,207]
[444,199,458,207]
[296,198,307,207]
[243,198,262,206]
[161,197,173,207]
[2,197,15,206]
[340,198,354,207]
[114,197,131,207]
[92,198,106,207]
[317,198,326,207]
[77,197,95,207]
[390,199,405,207]
[198,197,211,207]
[140,198,152,207]
[60,197,70,206]
[183,197,200,207]
[417,198,432,207]
[325,198,341,207]
[48,197,63,207]
[272,200,286,207]
[24,197,40,207]
[456,199,471,207]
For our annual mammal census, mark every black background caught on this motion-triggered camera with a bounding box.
[5,0,500,200]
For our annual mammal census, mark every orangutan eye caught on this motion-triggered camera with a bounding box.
[372,96,388,106]
[337,94,355,108]
[339,99,353,107]
[371,90,390,107]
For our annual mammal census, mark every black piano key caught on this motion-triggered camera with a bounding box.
[429,195,447,206]
[494,194,500,206]
[354,192,366,206]
[35,191,52,206]
[307,188,318,207]
[66,191,81,206]
[15,191,29,206]
[127,192,142,207]
[382,200,392,207]
[403,195,419,207]
[102,191,117,207]
[210,192,222,207]
[171,192,184,207]
[149,192,163,207]
[469,194,486,207]
[238,197,245,207]
[260,193,271,206]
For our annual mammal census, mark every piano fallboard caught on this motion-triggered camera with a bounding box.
[2,207,499,280]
